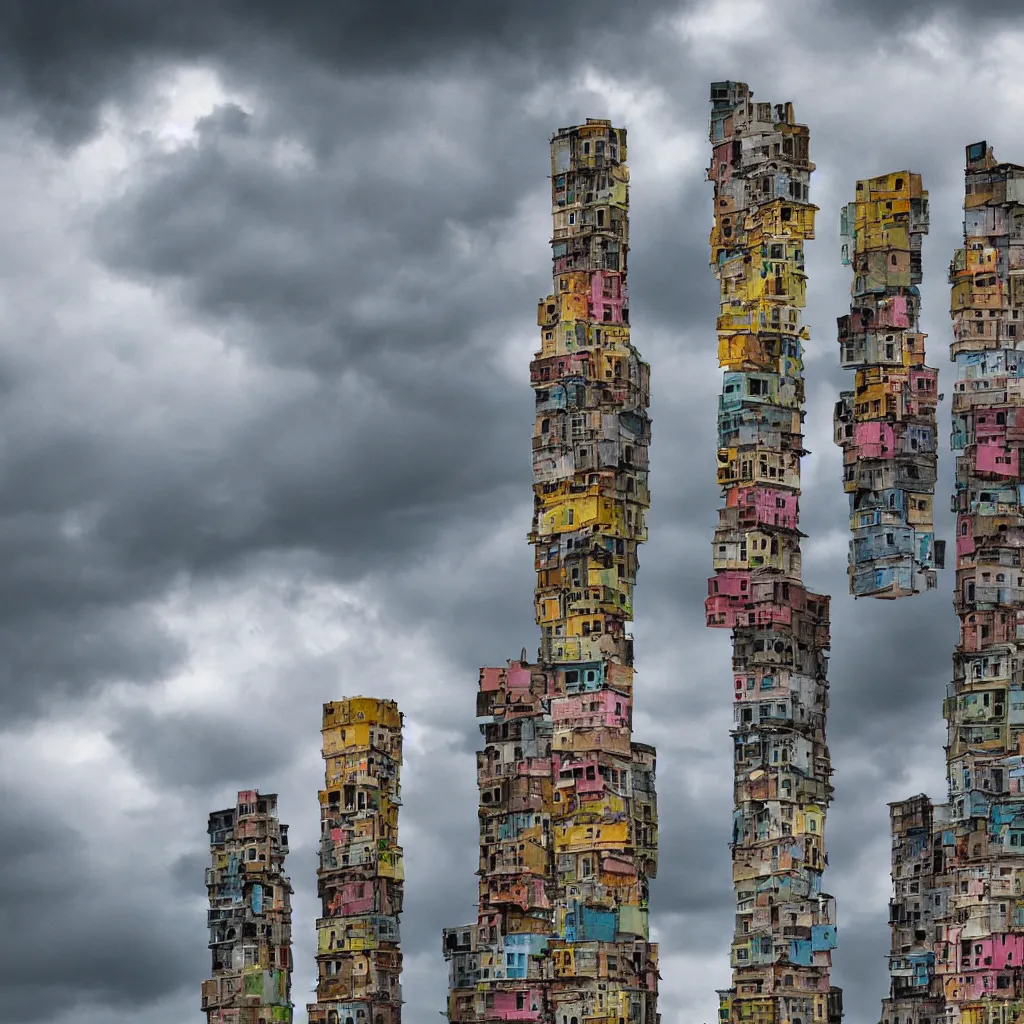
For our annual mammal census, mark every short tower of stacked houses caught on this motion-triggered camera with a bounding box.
[442,118,660,1024]
[307,698,404,1024]
[203,790,294,1024]
[835,171,943,598]
[706,81,842,1024]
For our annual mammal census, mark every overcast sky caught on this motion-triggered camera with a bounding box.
[3,2,1024,1023]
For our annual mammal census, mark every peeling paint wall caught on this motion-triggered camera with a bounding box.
[442,119,660,1024]
[307,698,404,1024]
[881,141,1024,1024]
[203,790,294,1024]
[835,171,943,599]
[707,81,842,1024]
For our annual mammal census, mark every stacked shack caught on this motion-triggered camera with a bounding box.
[307,698,404,1024]
[707,81,842,1024]
[442,118,660,1024]
[835,171,942,598]
[203,790,294,1024]
[880,141,1024,1024]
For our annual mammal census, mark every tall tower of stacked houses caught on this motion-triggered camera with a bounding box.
[203,790,294,1024]
[307,698,404,1024]
[880,142,1024,1024]
[835,172,943,598]
[706,82,842,1024]
[442,118,660,1024]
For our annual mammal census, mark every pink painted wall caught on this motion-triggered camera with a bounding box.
[977,440,1019,477]
[552,690,629,730]
[493,990,543,1020]
[590,271,627,315]
[976,410,1009,439]
[877,295,909,328]
[552,697,584,722]
[733,670,783,701]
[706,597,737,627]
[480,668,503,692]
[743,486,799,529]
[334,887,372,912]
[554,756,605,794]
[603,854,635,875]
[991,934,1024,966]
[508,665,531,689]
[710,571,751,598]
[910,367,938,395]
[853,421,895,458]
[335,880,372,903]
[755,487,798,518]
[336,894,374,916]
[706,596,792,630]
[957,516,975,559]
[945,968,1009,1000]
[713,141,735,179]
[955,935,1024,971]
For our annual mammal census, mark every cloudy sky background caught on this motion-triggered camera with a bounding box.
[3,1,1022,1021]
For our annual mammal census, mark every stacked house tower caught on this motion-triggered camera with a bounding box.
[835,171,937,598]
[706,82,842,1024]
[878,795,948,1023]
[307,698,404,1024]
[202,790,294,1024]
[442,118,660,1024]
[835,172,943,598]
[880,141,1024,1024]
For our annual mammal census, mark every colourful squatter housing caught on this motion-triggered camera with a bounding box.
[880,143,1024,1024]
[707,82,842,1024]
[442,119,661,1024]
[203,790,294,1024]
[835,171,943,599]
[307,698,404,1024]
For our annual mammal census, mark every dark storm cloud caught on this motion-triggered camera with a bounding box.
[0,347,526,721]
[0,63,564,721]
[828,0,1024,22]
[0,602,183,716]
[92,98,547,372]
[0,0,1011,147]
[2,783,204,1022]
[0,0,686,144]
[0,792,79,912]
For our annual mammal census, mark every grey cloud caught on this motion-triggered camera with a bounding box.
[0,603,184,717]
[111,705,297,788]
[2,785,204,1022]
[826,0,1024,22]
[0,0,688,145]
[92,97,542,371]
